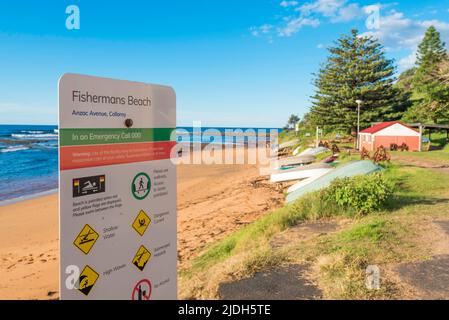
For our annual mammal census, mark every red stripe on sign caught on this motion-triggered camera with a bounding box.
[60,141,176,171]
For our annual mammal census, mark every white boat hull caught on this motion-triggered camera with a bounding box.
[270,168,332,183]
[287,170,331,193]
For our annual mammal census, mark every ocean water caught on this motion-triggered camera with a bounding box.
[0,125,59,203]
[0,125,281,203]
[176,126,281,145]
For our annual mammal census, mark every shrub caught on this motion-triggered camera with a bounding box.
[390,143,398,151]
[324,173,394,215]
[289,191,343,222]
[399,143,409,151]
[373,146,391,163]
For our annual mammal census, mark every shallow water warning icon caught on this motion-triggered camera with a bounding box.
[73,224,99,255]
[77,265,99,296]
[132,210,151,236]
[132,245,151,271]
[131,172,151,200]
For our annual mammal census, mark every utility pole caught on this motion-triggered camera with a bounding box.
[356,100,363,150]
[419,124,423,152]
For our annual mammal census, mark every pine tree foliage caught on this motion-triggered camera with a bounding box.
[309,29,402,132]
[412,26,449,123]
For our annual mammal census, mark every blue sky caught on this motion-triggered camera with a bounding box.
[0,1,449,127]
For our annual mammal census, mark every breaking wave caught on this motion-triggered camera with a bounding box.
[11,133,58,139]
[0,146,30,153]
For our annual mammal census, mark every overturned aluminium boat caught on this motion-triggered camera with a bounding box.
[286,160,382,204]
[278,139,299,150]
[273,155,316,168]
[287,169,332,193]
[298,147,329,157]
[270,163,332,183]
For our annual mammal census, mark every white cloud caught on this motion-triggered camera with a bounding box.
[252,0,362,39]
[398,52,417,71]
[331,3,364,23]
[298,0,347,17]
[358,9,449,71]
[420,19,449,31]
[280,1,299,8]
[252,0,369,39]
[250,1,449,72]
[361,10,449,52]
[250,24,273,37]
[278,17,320,37]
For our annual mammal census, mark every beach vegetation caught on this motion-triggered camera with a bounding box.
[401,26,449,124]
[325,173,394,215]
[179,26,449,300]
[298,26,449,136]
[179,161,449,299]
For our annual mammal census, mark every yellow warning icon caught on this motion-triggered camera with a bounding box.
[132,245,151,271]
[132,210,151,236]
[77,265,99,296]
[73,224,99,255]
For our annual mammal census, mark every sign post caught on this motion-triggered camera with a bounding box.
[58,74,176,300]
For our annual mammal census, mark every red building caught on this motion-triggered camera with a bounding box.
[359,121,421,152]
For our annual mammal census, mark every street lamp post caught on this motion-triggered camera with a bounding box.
[356,99,363,150]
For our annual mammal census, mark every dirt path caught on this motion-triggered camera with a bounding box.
[391,154,449,173]
[387,154,449,299]
[391,220,449,299]
[217,219,345,300]
[199,155,449,300]
[269,220,345,249]
[218,264,322,300]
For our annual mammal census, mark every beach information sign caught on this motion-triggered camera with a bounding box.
[58,74,176,300]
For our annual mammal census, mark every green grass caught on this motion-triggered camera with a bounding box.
[188,192,336,272]
[392,148,449,163]
[180,160,449,299]
[278,130,299,144]
[392,133,449,163]
[382,163,449,213]
[302,218,413,299]
[339,219,390,243]
[183,169,392,277]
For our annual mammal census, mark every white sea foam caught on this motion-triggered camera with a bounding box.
[1,146,30,153]
[11,133,58,139]
[20,130,45,134]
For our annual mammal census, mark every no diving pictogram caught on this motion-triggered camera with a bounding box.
[132,279,152,300]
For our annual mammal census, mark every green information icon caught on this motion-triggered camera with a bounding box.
[131,172,151,200]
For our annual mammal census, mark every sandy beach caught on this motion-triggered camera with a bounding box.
[0,147,283,299]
